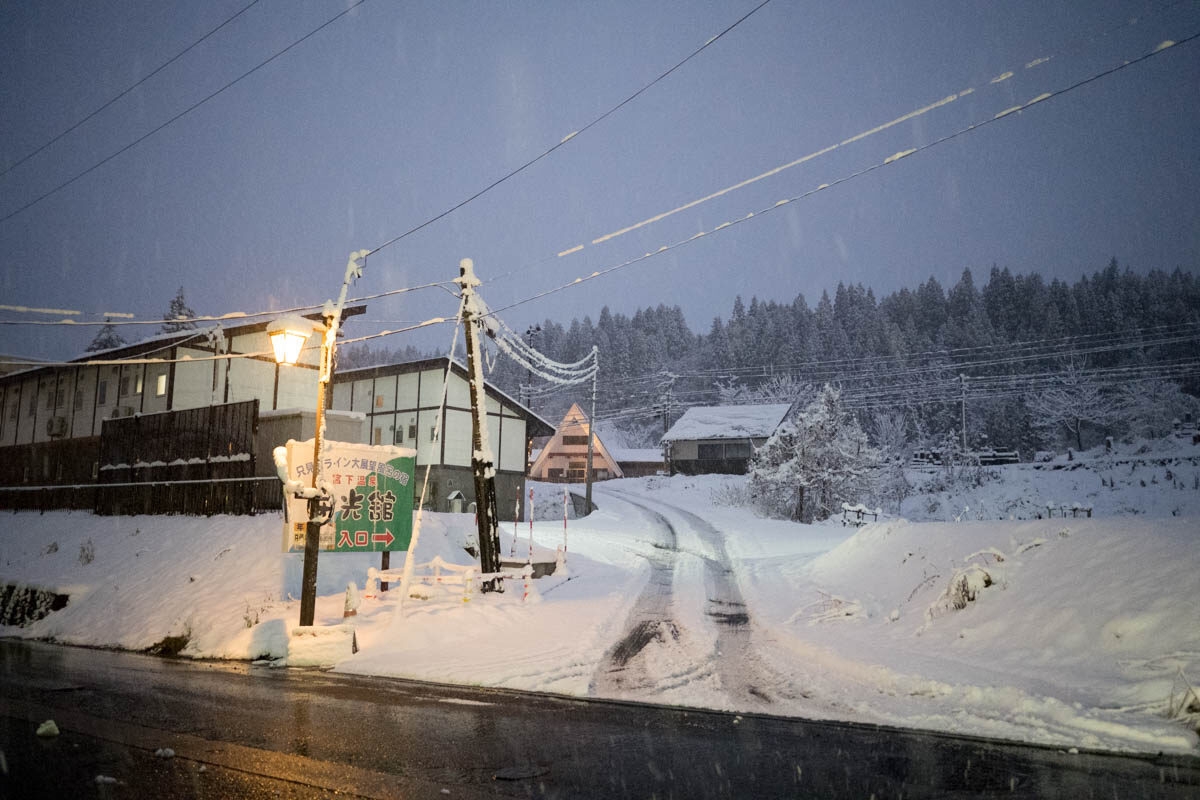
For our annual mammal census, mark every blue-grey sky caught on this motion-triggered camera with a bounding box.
[2,0,1198,360]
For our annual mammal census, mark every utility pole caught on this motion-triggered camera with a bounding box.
[298,249,367,626]
[584,345,598,515]
[522,324,540,410]
[959,373,968,453]
[459,258,502,592]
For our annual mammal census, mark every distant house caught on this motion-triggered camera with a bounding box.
[329,357,554,519]
[661,403,792,475]
[609,447,665,478]
[528,403,622,482]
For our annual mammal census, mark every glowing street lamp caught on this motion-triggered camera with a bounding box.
[269,251,368,627]
[267,315,316,366]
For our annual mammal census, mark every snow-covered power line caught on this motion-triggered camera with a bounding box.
[0,0,263,178]
[366,0,776,260]
[0,280,453,328]
[528,9,1193,268]
[482,30,1200,320]
[0,0,369,226]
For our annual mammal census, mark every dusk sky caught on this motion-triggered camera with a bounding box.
[2,0,1198,361]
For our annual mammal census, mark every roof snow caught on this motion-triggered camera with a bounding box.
[661,403,791,443]
[609,447,663,463]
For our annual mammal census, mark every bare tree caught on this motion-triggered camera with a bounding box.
[1027,358,1122,451]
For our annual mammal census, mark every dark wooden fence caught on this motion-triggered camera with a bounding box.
[1,477,283,516]
[0,400,283,516]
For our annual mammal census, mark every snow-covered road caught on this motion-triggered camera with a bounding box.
[589,488,786,709]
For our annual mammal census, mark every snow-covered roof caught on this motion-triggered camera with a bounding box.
[609,447,663,463]
[661,403,791,443]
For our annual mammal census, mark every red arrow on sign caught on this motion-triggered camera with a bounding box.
[371,531,394,547]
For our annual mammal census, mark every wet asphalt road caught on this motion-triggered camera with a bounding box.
[2,639,1199,799]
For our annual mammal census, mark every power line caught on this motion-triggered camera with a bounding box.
[0,0,263,178]
[0,280,452,328]
[493,3,1197,277]
[481,30,1200,320]
[365,0,775,259]
[0,0,369,225]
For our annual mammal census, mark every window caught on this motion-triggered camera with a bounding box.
[74,390,84,410]
[92,461,99,480]
[393,428,405,445]
[548,468,564,479]
[27,393,35,417]
[135,373,144,394]
[155,373,167,397]
[54,387,65,408]
[697,443,723,460]
[97,380,108,405]
[8,400,16,421]
[725,442,751,458]
[373,427,382,445]
[119,375,130,396]
[562,435,589,446]
[45,391,53,410]
[375,395,384,408]
[408,423,417,440]
[430,425,438,442]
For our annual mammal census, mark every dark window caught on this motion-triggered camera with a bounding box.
[562,435,588,446]
[74,390,84,410]
[27,393,35,417]
[724,442,751,458]
[119,375,131,396]
[548,468,564,479]
[97,380,108,405]
[393,428,405,445]
[408,423,417,440]
[698,443,723,460]
[55,388,65,408]
[45,391,53,410]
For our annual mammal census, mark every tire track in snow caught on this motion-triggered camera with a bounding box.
[587,496,691,698]
[591,489,786,709]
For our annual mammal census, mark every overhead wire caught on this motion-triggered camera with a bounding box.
[0,0,263,178]
[0,0,369,225]
[364,0,776,260]
[480,30,1200,321]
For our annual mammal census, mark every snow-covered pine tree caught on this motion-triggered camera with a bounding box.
[747,384,879,522]
[160,287,197,333]
[86,318,127,352]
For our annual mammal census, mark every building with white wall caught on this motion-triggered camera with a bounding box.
[330,357,553,519]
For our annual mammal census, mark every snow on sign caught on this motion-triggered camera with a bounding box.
[281,439,415,554]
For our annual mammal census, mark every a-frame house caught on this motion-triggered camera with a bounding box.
[529,403,623,482]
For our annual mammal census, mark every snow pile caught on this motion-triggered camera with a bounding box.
[0,510,474,659]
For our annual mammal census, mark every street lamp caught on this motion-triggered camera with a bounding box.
[268,315,316,366]
[269,249,368,627]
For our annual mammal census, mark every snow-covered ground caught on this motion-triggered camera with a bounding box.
[2,455,1198,755]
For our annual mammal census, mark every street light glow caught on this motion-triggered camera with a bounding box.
[267,316,314,366]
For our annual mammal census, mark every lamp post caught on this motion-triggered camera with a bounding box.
[269,249,368,627]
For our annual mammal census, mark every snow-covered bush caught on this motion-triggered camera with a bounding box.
[747,385,879,522]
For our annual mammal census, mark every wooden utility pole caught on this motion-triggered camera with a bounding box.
[584,346,598,515]
[959,373,968,453]
[459,258,503,592]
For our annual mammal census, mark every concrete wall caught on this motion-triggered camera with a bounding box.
[254,409,367,477]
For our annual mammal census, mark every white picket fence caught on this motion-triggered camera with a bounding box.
[368,556,537,603]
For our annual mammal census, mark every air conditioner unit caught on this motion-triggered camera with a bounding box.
[46,416,68,437]
[110,406,136,419]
